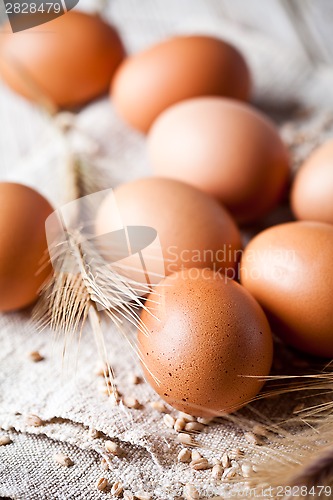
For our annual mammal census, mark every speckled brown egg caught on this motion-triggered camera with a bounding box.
[111,35,251,133]
[95,177,242,283]
[292,139,333,224]
[137,268,273,417]
[240,221,333,357]
[0,182,53,312]
[148,97,290,224]
[0,11,125,108]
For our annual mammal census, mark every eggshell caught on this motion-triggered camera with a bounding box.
[111,35,251,133]
[0,183,53,312]
[240,221,333,357]
[0,11,125,108]
[148,97,290,224]
[291,139,333,224]
[138,269,273,417]
[95,178,242,283]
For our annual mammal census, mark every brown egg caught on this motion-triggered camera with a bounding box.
[95,178,242,284]
[148,97,290,224]
[292,139,333,224]
[0,183,53,312]
[240,221,333,357]
[0,11,125,108]
[111,35,251,133]
[138,269,273,417]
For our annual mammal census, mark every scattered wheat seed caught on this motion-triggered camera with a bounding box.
[185,422,205,433]
[163,414,175,429]
[135,491,151,500]
[196,417,212,425]
[244,432,261,445]
[191,450,202,461]
[212,458,221,466]
[88,428,100,440]
[105,440,121,456]
[96,477,108,491]
[0,436,12,446]
[174,418,186,432]
[123,396,141,410]
[149,401,166,413]
[183,483,199,499]
[129,374,141,385]
[54,453,74,467]
[29,351,44,362]
[252,424,270,438]
[26,414,43,427]
[111,481,123,497]
[178,448,191,463]
[221,453,230,468]
[241,462,253,478]
[100,458,109,470]
[212,464,223,479]
[190,457,210,471]
[177,433,194,446]
[178,412,196,422]
[223,467,237,479]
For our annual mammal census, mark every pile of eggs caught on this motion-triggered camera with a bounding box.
[1,10,333,417]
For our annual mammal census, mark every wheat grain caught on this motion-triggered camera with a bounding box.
[111,481,123,497]
[190,457,210,471]
[177,433,194,446]
[212,464,223,479]
[178,448,191,463]
[29,351,44,362]
[129,374,142,385]
[185,422,205,433]
[163,414,175,429]
[123,396,141,409]
[221,453,230,468]
[174,418,186,432]
[26,414,43,427]
[88,428,100,439]
[105,440,121,456]
[183,483,199,499]
[191,450,202,461]
[0,436,12,446]
[54,453,74,467]
[244,432,262,445]
[178,412,196,422]
[149,401,166,413]
[100,458,109,470]
[96,477,108,491]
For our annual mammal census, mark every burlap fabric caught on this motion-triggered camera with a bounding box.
[1,1,333,498]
